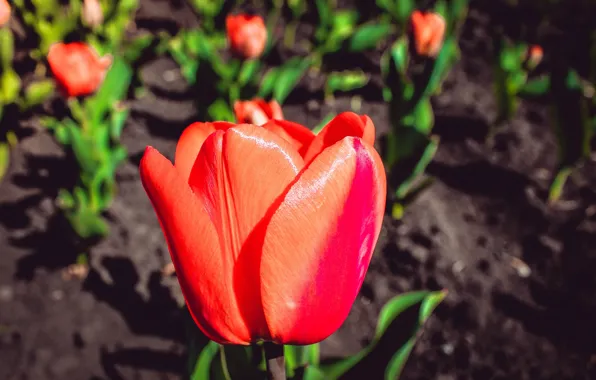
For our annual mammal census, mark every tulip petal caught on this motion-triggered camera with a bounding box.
[302,112,376,163]
[188,125,305,340]
[260,137,386,344]
[261,119,316,155]
[174,122,235,182]
[140,146,250,344]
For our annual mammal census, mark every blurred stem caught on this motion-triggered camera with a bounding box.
[264,342,285,380]
[548,167,572,204]
[284,21,298,49]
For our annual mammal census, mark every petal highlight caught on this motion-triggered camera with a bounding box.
[259,137,386,344]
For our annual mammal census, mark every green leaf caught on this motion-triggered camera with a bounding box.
[0,69,21,104]
[189,0,224,19]
[384,291,446,379]
[237,59,262,87]
[519,76,550,96]
[207,99,235,122]
[349,23,392,52]
[0,142,9,182]
[273,57,313,104]
[326,70,369,95]
[191,341,220,380]
[109,107,129,140]
[67,205,110,239]
[123,33,154,63]
[315,0,332,27]
[320,291,446,379]
[0,28,14,69]
[258,67,280,99]
[395,137,439,200]
[84,57,133,125]
[23,80,55,108]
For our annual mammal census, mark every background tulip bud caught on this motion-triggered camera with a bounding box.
[47,42,112,97]
[410,10,446,57]
[526,44,543,70]
[234,99,283,125]
[0,0,11,27]
[82,0,104,29]
[226,14,267,59]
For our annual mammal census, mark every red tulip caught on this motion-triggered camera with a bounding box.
[140,113,386,345]
[47,42,112,97]
[410,10,446,57]
[226,14,267,59]
[234,99,284,125]
[526,45,543,69]
[0,0,10,26]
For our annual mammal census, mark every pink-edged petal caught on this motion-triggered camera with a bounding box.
[261,119,315,156]
[188,125,305,340]
[140,146,250,344]
[302,112,376,163]
[259,137,387,344]
[174,121,235,181]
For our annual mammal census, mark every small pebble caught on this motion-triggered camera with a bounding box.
[510,257,531,278]
[452,261,466,274]
[441,343,454,355]
[0,285,13,302]
[50,290,64,301]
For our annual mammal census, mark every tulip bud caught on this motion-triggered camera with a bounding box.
[47,42,112,98]
[234,99,283,125]
[409,10,446,58]
[82,0,104,29]
[0,0,11,27]
[526,45,543,70]
[226,14,267,59]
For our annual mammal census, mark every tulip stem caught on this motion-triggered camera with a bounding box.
[263,342,285,380]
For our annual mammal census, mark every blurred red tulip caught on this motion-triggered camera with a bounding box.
[0,0,11,26]
[226,14,267,59]
[410,10,446,57]
[526,45,543,69]
[234,99,284,125]
[47,42,112,97]
[140,113,386,345]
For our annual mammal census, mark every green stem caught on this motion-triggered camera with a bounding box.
[264,342,285,380]
[548,167,572,204]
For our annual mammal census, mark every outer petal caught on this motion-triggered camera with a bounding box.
[188,125,305,341]
[259,137,387,344]
[302,112,376,163]
[139,147,249,344]
[261,119,315,155]
[174,121,235,182]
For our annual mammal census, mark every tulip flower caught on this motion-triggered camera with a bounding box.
[410,10,446,57]
[226,14,267,59]
[526,45,543,70]
[81,0,104,29]
[234,99,284,125]
[0,0,10,27]
[140,113,386,345]
[47,42,112,97]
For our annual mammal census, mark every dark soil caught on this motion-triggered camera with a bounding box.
[2,1,596,379]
